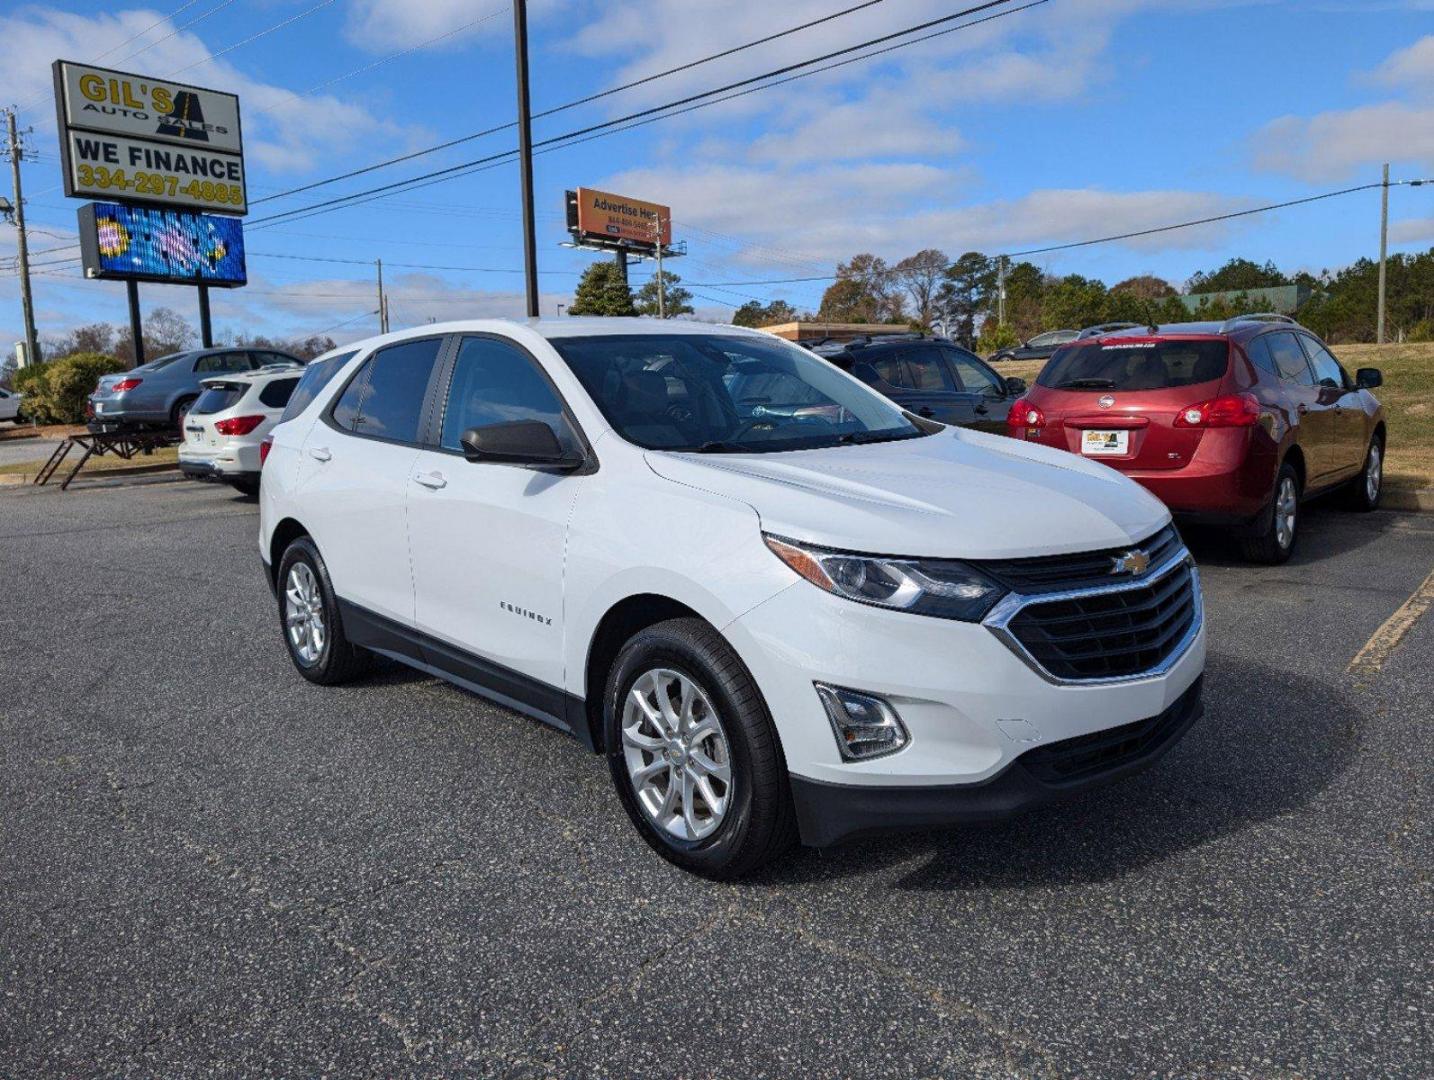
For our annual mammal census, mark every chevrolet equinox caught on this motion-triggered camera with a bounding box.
[260,319,1207,878]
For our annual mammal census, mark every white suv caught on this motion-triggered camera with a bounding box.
[260,320,1206,877]
[180,365,304,495]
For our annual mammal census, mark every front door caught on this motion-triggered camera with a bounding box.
[1265,332,1337,482]
[1301,336,1366,476]
[407,334,587,694]
[945,348,1014,432]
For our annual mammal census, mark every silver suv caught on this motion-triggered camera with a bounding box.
[88,346,302,431]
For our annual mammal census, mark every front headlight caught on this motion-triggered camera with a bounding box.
[764,534,1007,622]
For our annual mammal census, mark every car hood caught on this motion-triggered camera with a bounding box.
[646,428,1170,560]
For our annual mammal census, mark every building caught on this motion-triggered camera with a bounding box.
[759,322,914,344]
[1179,284,1312,315]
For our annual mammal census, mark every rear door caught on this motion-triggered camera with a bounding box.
[296,336,447,624]
[1264,332,1336,482]
[875,346,979,425]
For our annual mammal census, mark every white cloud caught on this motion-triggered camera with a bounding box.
[1372,34,1434,97]
[1253,103,1434,182]
[343,0,569,52]
[1389,217,1434,244]
[0,7,417,173]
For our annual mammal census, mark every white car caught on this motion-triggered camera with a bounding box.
[260,320,1206,877]
[0,386,23,423]
[180,365,304,495]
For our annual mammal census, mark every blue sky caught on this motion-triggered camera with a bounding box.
[2,0,1432,349]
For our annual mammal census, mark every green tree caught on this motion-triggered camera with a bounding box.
[635,271,694,318]
[893,249,948,327]
[732,299,798,328]
[1111,275,1177,301]
[568,262,637,316]
[1041,274,1109,331]
[936,252,995,344]
[818,253,903,323]
[1186,258,1288,294]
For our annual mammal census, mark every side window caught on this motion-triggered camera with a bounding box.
[947,351,1004,397]
[869,354,907,387]
[350,337,444,443]
[1300,337,1346,389]
[1265,333,1314,386]
[1029,332,1058,347]
[1245,335,1278,376]
[259,351,297,368]
[902,348,954,391]
[194,352,246,373]
[281,351,356,423]
[440,336,572,452]
[331,360,371,432]
[258,377,300,409]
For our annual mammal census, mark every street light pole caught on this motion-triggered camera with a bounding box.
[1377,163,1389,345]
[513,0,540,318]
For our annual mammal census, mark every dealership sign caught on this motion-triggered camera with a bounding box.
[77,202,246,287]
[567,187,671,251]
[53,61,247,215]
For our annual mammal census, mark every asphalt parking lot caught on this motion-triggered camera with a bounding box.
[2,478,1430,1078]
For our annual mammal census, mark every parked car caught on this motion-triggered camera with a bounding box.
[179,366,306,496]
[1078,322,1142,339]
[988,328,1080,364]
[261,319,1205,878]
[88,346,303,432]
[1007,315,1386,563]
[815,336,1027,431]
[0,386,22,423]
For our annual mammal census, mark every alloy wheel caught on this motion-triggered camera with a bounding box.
[1366,443,1382,503]
[621,668,733,841]
[284,562,327,664]
[1275,476,1298,550]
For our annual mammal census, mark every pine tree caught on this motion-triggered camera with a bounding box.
[568,262,637,316]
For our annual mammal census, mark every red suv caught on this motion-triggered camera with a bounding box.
[1007,316,1386,563]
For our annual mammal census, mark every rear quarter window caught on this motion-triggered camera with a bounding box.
[279,351,357,423]
[258,377,300,409]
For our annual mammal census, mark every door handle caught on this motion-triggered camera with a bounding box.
[917,406,936,418]
[309,446,332,462]
[413,471,447,490]
[1297,404,1308,415]
[974,404,989,415]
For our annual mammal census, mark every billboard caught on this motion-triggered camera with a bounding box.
[77,202,246,287]
[53,61,247,215]
[567,187,671,251]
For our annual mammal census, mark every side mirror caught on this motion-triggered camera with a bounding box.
[1004,376,1027,395]
[460,420,583,470]
[1356,367,1382,390]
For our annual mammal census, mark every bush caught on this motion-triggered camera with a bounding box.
[978,322,1021,354]
[1406,320,1434,344]
[17,352,127,424]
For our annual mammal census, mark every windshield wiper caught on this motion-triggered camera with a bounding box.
[1054,377,1118,389]
[837,430,922,446]
[693,441,751,453]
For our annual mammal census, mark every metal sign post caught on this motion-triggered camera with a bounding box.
[125,280,144,367]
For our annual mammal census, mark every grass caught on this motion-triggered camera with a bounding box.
[0,446,178,478]
[995,342,1434,489]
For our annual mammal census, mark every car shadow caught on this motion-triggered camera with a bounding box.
[750,652,1360,891]
[1181,499,1405,568]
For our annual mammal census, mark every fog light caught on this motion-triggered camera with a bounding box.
[814,684,909,761]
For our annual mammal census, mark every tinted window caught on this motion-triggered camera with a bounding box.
[1265,333,1314,386]
[350,337,443,442]
[869,354,906,386]
[1245,335,1279,376]
[194,351,251,373]
[192,383,247,415]
[1300,337,1346,389]
[331,360,370,432]
[281,351,356,423]
[258,377,300,409]
[441,336,571,451]
[948,351,1004,397]
[257,351,300,368]
[1038,341,1229,391]
[902,348,953,391]
[552,333,920,453]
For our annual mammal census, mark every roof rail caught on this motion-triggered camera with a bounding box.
[1220,313,1296,332]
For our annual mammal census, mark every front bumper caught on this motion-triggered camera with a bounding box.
[791,677,1203,845]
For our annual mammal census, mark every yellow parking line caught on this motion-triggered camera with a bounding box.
[1348,567,1434,677]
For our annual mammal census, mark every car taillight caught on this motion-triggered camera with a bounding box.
[1007,397,1046,428]
[214,415,265,436]
[111,378,142,393]
[259,436,274,467]
[1173,393,1260,428]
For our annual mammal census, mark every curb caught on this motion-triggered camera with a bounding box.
[0,462,179,488]
[1384,487,1434,513]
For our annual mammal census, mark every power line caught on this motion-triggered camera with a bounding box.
[248,251,583,275]
[113,0,241,66]
[245,0,1031,229]
[171,0,339,77]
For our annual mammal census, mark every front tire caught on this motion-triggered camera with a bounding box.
[277,536,371,685]
[604,618,797,879]
[1343,434,1383,512]
[1241,462,1300,564]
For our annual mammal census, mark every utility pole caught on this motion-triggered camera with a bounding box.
[1377,163,1389,345]
[654,213,666,319]
[376,258,388,333]
[512,0,540,318]
[4,110,39,369]
[996,254,1007,328]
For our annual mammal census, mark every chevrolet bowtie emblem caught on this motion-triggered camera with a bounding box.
[1111,549,1150,576]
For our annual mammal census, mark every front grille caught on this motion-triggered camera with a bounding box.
[979,525,1183,594]
[1004,560,1197,681]
[1020,677,1203,785]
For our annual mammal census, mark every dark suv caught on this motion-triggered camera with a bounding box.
[814,337,1026,431]
[1007,316,1386,563]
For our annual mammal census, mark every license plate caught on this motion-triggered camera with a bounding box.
[1082,429,1129,456]
[93,401,104,414]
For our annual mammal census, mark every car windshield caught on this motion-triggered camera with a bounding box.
[551,332,925,453]
[1038,340,1229,391]
[193,382,248,415]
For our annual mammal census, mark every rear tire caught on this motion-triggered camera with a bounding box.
[277,536,371,685]
[1343,434,1383,512]
[1241,462,1300,564]
[170,396,197,431]
[231,474,260,497]
[604,617,797,879]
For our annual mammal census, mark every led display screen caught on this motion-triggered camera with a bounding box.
[77,202,246,287]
